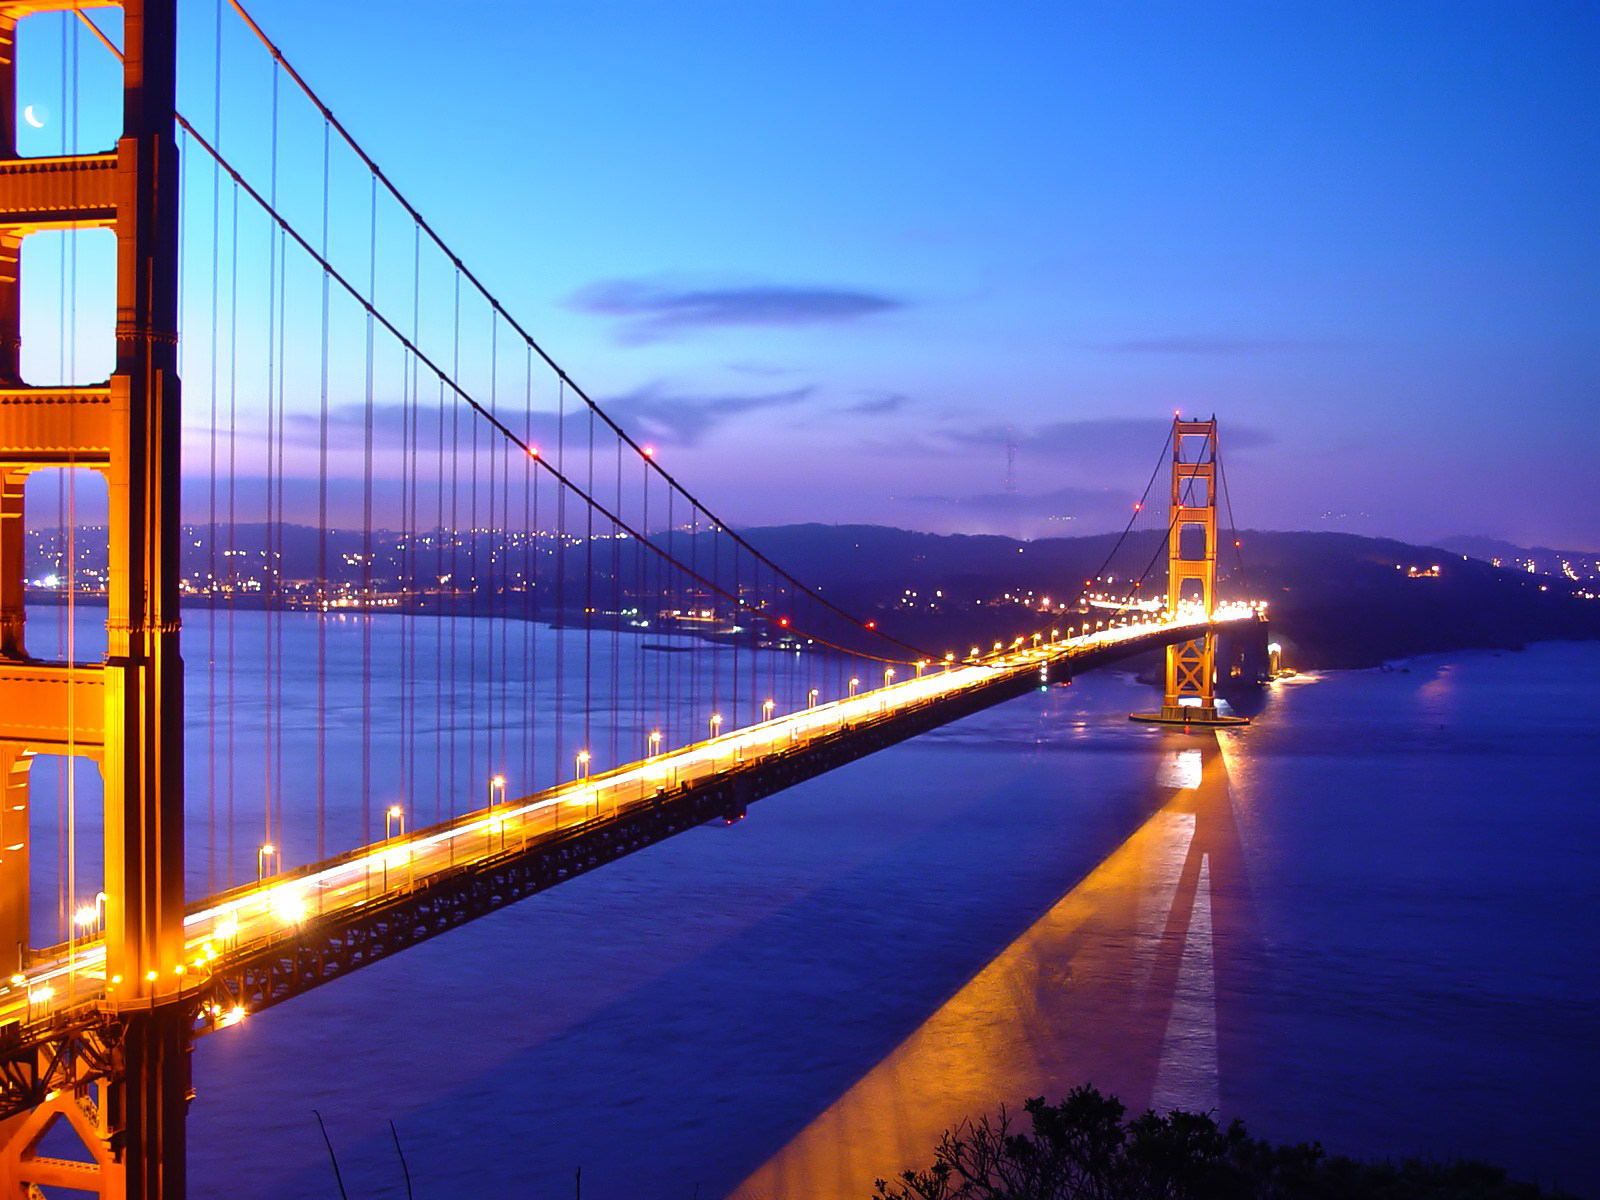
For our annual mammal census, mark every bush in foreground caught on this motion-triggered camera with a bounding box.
[873,1086,1574,1200]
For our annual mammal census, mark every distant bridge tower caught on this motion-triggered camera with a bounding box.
[0,0,188,1196]
[1132,416,1247,728]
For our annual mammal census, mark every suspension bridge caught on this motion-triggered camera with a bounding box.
[0,2,1263,1194]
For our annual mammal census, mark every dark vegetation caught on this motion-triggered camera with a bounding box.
[873,1086,1576,1200]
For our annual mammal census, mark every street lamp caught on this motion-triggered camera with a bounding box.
[72,891,108,937]
[383,805,407,889]
[575,751,590,781]
[488,774,507,809]
[848,677,860,697]
[762,698,775,722]
[709,712,722,738]
[807,688,819,709]
[883,667,895,687]
[256,843,278,886]
[648,729,662,757]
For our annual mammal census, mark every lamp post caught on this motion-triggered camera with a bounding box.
[575,751,590,781]
[648,729,662,758]
[807,688,819,709]
[257,843,278,886]
[72,891,108,937]
[385,804,405,840]
[762,698,775,722]
[487,776,509,853]
[848,677,859,698]
[883,667,895,687]
[709,712,722,739]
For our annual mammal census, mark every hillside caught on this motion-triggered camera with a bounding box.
[737,525,1600,669]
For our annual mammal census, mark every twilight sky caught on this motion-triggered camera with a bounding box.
[27,1,1600,547]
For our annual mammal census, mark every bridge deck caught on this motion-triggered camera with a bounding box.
[0,613,1256,1049]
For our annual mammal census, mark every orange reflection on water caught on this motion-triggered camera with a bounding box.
[733,732,1254,1200]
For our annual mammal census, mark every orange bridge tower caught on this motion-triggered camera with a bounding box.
[1131,416,1248,728]
[0,0,188,1195]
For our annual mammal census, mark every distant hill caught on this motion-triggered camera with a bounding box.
[1437,536,1600,579]
[26,521,1599,671]
[736,525,1600,670]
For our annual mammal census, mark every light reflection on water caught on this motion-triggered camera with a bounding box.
[736,734,1250,1198]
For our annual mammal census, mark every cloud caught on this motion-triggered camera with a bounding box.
[570,279,904,343]
[280,401,412,452]
[1089,336,1345,355]
[909,483,1124,520]
[841,392,908,416]
[952,416,1274,458]
[725,361,802,378]
[232,378,820,465]
[602,382,814,447]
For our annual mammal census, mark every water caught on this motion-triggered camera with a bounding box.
[24,609,1600,1196]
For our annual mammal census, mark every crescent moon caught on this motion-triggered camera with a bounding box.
[22,105,44,129]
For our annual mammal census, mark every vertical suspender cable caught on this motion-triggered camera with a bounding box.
[363,174,378,858]
[316,119,331,866]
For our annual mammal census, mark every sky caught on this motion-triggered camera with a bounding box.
[17,1,1600,548]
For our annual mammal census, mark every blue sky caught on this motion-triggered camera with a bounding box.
[20,1,1600,547]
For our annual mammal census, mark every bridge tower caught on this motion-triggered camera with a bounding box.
[0,0,188,1196]
[1131,417,1247,728]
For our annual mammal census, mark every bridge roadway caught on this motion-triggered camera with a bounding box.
[0,610,1258,1058]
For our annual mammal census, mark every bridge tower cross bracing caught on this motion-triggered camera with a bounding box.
[1131,416,1247,728]
[0,1,188,1196]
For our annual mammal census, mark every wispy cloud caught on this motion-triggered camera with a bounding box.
[954,416,1274,457]
[910,483,1123,519]
[603,382,814,446]
[1089,336,1345,355]
[725,361,803,378]
[841,392,908,416]
[570,279,904,343]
